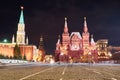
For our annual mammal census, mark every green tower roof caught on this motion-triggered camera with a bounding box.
[19,6,24,24]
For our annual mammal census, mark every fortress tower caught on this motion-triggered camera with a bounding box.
[16,6,26,45]
[82,17,90,55]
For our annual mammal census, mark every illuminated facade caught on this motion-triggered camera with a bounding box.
[0,6,37,61]
[0,43,14,57]
[35,36,46,62]
[96,39,112,61]
[16,6,26,45]
[55,17,98,63]
[44,55,53,63]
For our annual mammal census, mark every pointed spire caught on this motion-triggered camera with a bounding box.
[83,17,88,33]
[57,35,61,44]
[19,6,24,24]
[58,35,60,39]
[65,17,67,28]
[64,17,68,33]
[16,6,25,45]
[39,35,44,50]
[26,36,28,45]
[12,35,15,43]
[40,35,43,42]
[56,35,61,50]
[91,35,95,45]
[84,17,87,27]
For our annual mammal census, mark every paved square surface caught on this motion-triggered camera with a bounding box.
[0,63,120,80]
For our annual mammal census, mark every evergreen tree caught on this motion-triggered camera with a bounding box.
[0,54,4,59]
[14,44,21,59]
[9,56,13,59]
[23,54,26,60]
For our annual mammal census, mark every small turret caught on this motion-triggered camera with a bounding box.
[12,35,15,44]
[57,35,60,44]
[56,35,61,50]
[62,17,70,45]
[82,17,90,55]
[83,17,88,33]
[90,35,95,46]
[39,35,44,50]
[26,36,28,45]
[64,17,68,33]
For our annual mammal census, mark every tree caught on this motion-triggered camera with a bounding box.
[14,44,21,59]
[0,54,4,59]
[23,54,26,60]
[9,56,13,59]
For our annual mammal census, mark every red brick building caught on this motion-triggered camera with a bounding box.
[55,17,98,63]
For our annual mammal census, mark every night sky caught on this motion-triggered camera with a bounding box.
[0,0,120,53]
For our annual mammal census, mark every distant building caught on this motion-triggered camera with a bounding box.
[55,17,98,63]
[0,6,37,61]
[44,55,54,63]
[96,39,112,61]
[35,36,46,62]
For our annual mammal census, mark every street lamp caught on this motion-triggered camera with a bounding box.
[3,39,7,43]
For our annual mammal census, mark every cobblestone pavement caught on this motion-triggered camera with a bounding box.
[0,63,120,80]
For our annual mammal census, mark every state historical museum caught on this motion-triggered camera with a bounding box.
[55,17,98,63]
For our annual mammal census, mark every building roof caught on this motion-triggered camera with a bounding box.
[70,32,82,39]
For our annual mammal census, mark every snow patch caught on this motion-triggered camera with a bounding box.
[0,59,28,64]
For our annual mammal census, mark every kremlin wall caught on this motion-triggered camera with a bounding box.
[0,7,37,61]
[0,6,115,63]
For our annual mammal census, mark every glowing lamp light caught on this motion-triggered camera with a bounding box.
[50,59,54,64]
[3,39,7,43]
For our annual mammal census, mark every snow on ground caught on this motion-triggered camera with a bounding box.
[0,59,120,67]
[0,59,28,64]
